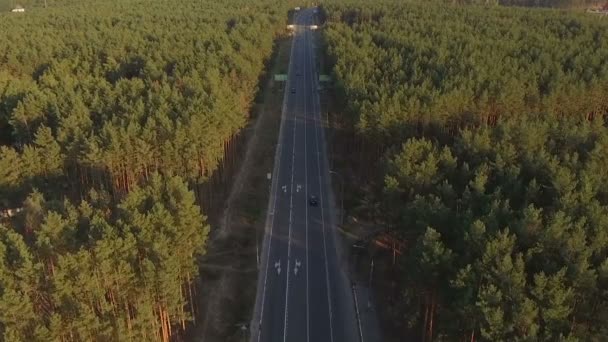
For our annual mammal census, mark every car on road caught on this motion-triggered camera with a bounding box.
[291,87,296,94]
[309,195,318,206]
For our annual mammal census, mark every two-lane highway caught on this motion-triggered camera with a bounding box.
[251,8,358,342]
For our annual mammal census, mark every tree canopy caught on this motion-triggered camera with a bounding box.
[0,0,291,340]
[323,1,608,145]
[321,1,608,340]
[384,118,608,340]
[0,0,288,205]
[0,174,209,341]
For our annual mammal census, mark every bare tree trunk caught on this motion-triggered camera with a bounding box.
[167,308,173,339]
[125,301,132,341]
[188,271,196,323]
[108,289,118,317]
[159,305,168,342]
[48,258,56,278]
[422,293,429,342]
[152,305,160,342]
[428,291,436,342]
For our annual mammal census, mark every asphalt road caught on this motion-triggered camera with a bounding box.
[251,8,358,342]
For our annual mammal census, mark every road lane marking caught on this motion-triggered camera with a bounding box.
[307,20,335,342]
[283,23,301,342]
[255,10,300,342]
[304,30,311,342]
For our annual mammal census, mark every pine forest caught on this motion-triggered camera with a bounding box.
[0,0,289,340]
[321,1,608,341]
[3,0,608,340]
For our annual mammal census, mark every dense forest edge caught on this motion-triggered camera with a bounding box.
[320,0,608,341]
[0,0,295,340]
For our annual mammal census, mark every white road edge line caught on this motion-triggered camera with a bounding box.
[307,15,335,342]
[303,22,311,342]
[352,284,365,342]
[283,21,300,342]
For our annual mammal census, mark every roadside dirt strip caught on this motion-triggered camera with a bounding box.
[192,36,292,342]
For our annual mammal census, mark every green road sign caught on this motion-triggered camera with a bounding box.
[274,74,288,82]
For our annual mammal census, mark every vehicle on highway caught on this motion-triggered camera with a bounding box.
[291,87,296,93]
[309,195,318,206]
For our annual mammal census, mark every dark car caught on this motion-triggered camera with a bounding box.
[309,195,318,206]
[291,87,296,94]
